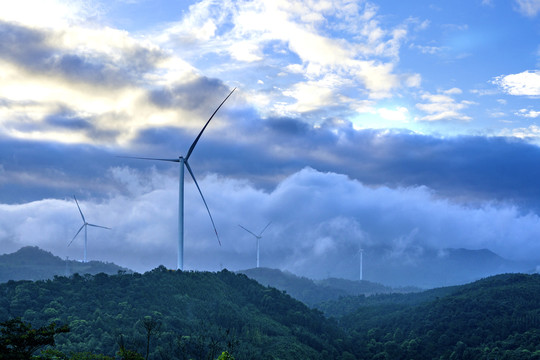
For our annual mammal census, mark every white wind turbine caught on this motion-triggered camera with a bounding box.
[359,248,364,281]
[123,88,235,271]
[68,196,110,263]
[238,221,271,268]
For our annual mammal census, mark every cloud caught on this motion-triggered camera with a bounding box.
[415,89,474,121]
[377,107,409,122]
[158,0,416,111]
[514,0,540,17]
[2,167,540,280]
[0,19,239,147]
[492,70,540,96]
[516,109,540,118]
[499,125,540,142]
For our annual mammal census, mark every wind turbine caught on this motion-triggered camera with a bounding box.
[68,196,110,263]
[359,248,364,281]
[123,88,235,271]
[238,221,271,268]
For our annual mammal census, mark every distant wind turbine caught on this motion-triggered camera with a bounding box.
[122,88,236,271]
[238,221,271,268]
[359,248,364,281]
[68,196,110,263]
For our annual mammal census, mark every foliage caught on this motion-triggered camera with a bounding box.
[3,264,540,360]
[0,318,69,359]
[0,267,350,359]
[332,273,540,359]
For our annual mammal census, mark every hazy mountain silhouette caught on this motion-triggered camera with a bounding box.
[237,267,411,306]
[362,247,535,288]
[0,246,130,283]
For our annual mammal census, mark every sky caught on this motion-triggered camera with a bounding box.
[1,0,540,280]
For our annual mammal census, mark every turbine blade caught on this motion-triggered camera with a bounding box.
[73,196,86,222]
[238,225,259,238]
[185,161,221,246]
[87,223,111,230]
[185,88,236,161]
[259,221,272,236]
[117,155,179,162]
[68,224,85,246]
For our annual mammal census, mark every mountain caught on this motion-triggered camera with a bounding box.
[238,267,409,306]
[2,269,540,359]
[361,247,535,288]
[326,273,540,359]
[0,267,353,359]
[0,246,130,283]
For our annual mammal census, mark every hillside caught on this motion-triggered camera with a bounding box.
[0,246,130,283]
[238,267,403,306]
[2,269,540,359]
[325,273,540,359]
[0,267,352,359]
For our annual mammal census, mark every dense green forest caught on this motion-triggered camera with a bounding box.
[0,267,351,359]
[2,268,540,359]
[319,273,540,359]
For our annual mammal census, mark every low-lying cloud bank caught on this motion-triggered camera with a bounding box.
[1,167,539,280]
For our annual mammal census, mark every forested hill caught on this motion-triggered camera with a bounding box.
[0,267,353,359]
[238,267,405,306]
[0,246,129,283]
[321,273,540,359]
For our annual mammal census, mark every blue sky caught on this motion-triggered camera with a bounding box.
[1,0,540,280]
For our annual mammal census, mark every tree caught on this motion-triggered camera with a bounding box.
[216,351,234,360]
[117,334,144,360]
[0,318,69,360]
[141,316,161,360]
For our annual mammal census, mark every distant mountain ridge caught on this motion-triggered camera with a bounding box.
[1,265,540,358]
[237,267,415,306]
[359,247,536,288]
[0,246,130,283]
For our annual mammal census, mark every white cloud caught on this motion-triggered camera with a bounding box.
[159,0,415,109]
[499,124,540,142]
[415,89,473,121]
[0,0,99,28]
[377,107,409,122]
[516,109,540,118]
[514,0,540,17]
[405,73,422,88]
[2,167,540,278]
[0,11,217,146]
[281,73,354,113]
[492,70,540,96]
[444,87,462,95]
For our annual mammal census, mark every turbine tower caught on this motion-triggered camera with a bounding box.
[68,196,110,263]
[359,248,364,281]
[124,88,235,271]
[238,221,271,268]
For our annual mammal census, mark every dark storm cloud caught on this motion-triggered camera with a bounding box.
[43,109,121,141]
[149,77,231,111]
[4,110,540,214]
[0,20,164,87]
[330,130,540,209]
[0,21,49,66]
[0,137,126,203]
[184,112,540,212]
[45,110,94,131]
